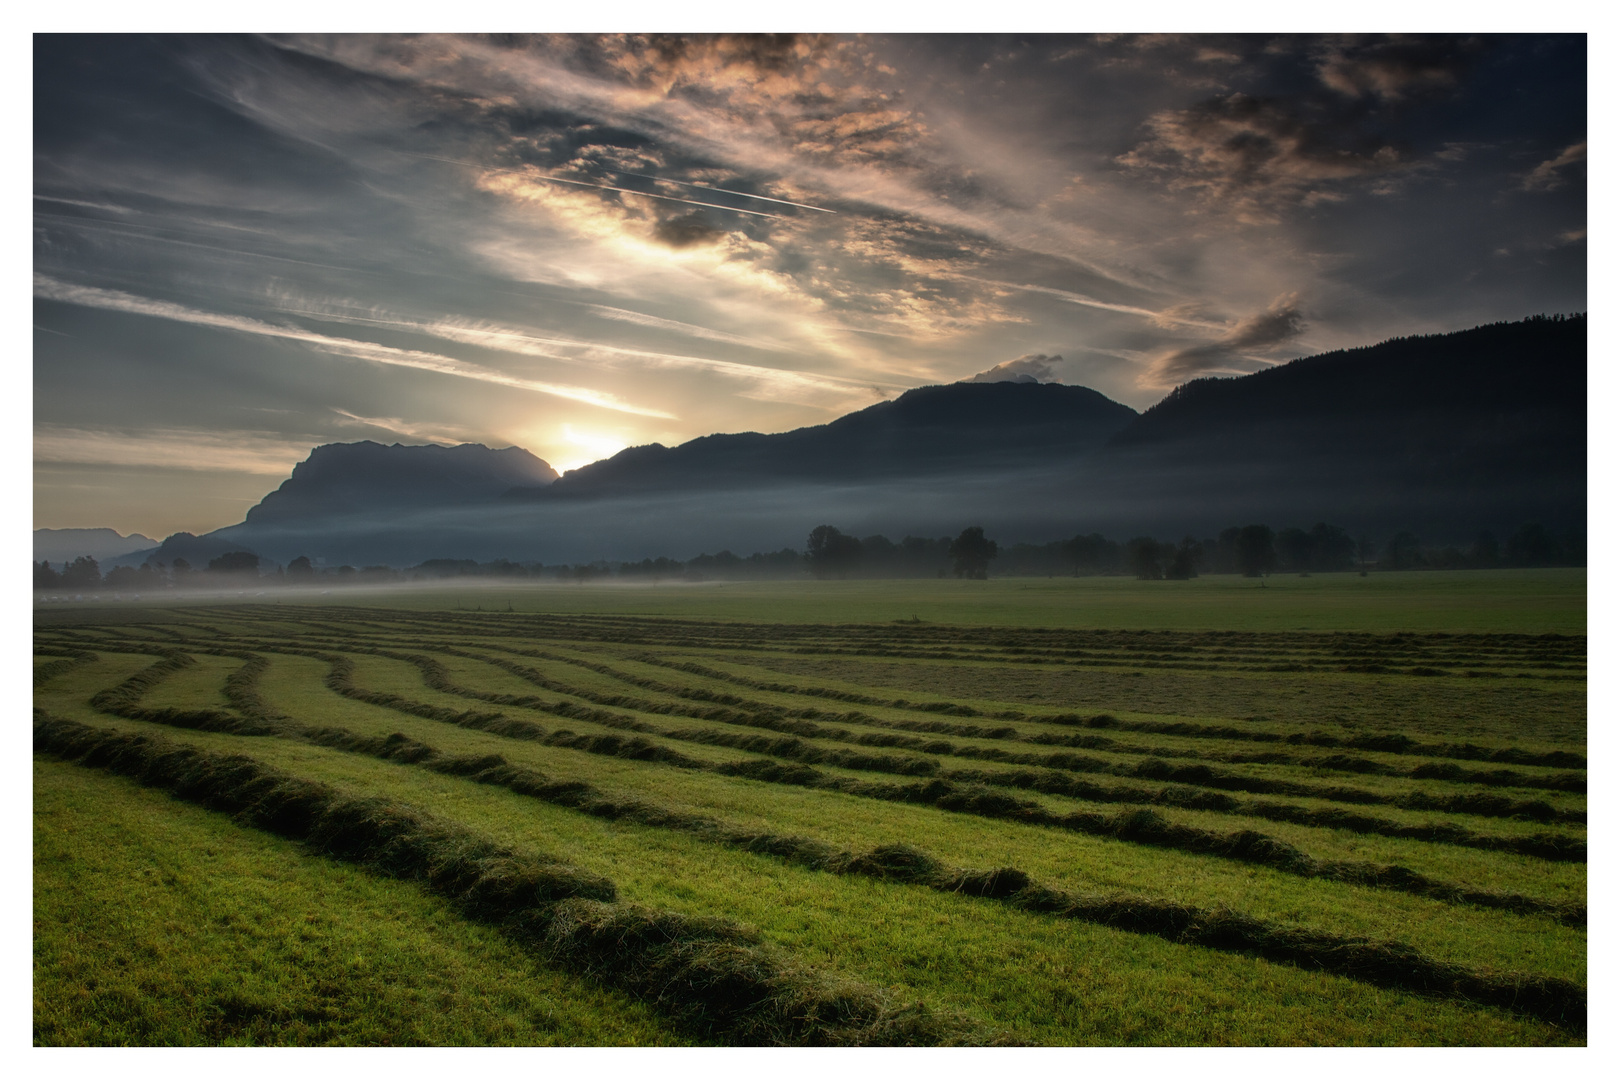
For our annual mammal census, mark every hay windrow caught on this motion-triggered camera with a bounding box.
[59,696,1583,1029]
[33,713,997,1046]
[34,647,98,687]
[36,606,1586,1044]
[68,638,1585,918]
[258,640,1584,858]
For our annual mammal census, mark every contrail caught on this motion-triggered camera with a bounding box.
[408,153,789,220]
[993,281,1224,330]
[610,170,837,214]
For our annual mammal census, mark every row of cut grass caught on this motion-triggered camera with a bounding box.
[41,712,1580,1045]
[34,756,689,1046]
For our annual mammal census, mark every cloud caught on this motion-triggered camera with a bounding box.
[1118,92,1403,218]
[269,294,890,408]
[964,354,1063,384]
[1316,37,1479,101]
[34,194,133,214]
[653,212,727,248]
[1522,141,1586,192]
[34,424,316,475]
[1141,294,1305,387]
[584,303,792,351]
[33,274,675,419]
[329,410,485,446]
[993,282,1224,330]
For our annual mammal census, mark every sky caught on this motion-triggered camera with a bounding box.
[33,33,1587,540]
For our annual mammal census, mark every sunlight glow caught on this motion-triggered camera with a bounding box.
[550,424,631,474]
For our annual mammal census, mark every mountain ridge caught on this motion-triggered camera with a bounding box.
[521,381,1139,499]
[84,314,1584,568]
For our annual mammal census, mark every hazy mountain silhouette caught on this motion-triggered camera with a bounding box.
[515,381,1138,498]
[110,315,1583,567]
[34,527,156,565]
[1088,314,1586,535]
[245,441,558,524]
[1115,315,1583,458]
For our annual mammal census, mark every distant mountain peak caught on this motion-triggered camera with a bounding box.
[242,441,558,526]
[33,527,158,565]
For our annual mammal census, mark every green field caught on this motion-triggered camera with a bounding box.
[33,571,1587,1045]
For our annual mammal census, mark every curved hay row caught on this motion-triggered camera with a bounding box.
[33,713,996,1047]
[56,669,1589,1033]
[54,634,1587,864]
[34,647,99,687]
[160,641,1582,926]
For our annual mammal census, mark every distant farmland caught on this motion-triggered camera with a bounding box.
[34,579,1586,1044]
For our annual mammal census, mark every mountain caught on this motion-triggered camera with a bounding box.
[1088,314,1586,535]
[244,441,557,524]
[120,315,1584,566]
[137,443,559,567]
[519,381,1138,498]
[34,528,157,566]
[1116,315,1583,456]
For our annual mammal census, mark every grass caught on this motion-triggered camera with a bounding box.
[35,568,1587,633]
[34,757,689,1046]
[34,722,1580,1045]
[33,573,1586,1045]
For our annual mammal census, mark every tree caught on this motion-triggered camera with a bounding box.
[1355,534,1377,569]
[1063,533,1118,576]
[1166,537,1203,580]
[207,551,261,575]
[860,534,899,576]
[60,555,101,590]
[1235,525,1276,578]
[948,526,998,580]
[806,525,862,579]
[34,561,61,590]
[1506,522,1556,567]
[1468,532,1500,568]
[1126,537,1164,580]
[1380,532,1421,570]
[1275,528,1312,573]
[286,555,316,581]
[1307,523,1356,572]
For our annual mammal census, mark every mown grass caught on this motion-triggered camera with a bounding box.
[440,646,1586,807]
[33,757,690,1046]
[37,644,1589,915]
[36,568,1586,633]
[54,661,1585,988]
[37,717,1579,1046]
[278,650,1586,898]
[705,652,1587,748]
[34,578,1586,1046]
[129,652,250,714]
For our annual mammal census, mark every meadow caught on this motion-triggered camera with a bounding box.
[33,571,1586,1045]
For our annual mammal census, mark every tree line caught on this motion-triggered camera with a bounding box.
[33,520,1584,593]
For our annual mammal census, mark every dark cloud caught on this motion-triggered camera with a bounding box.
[653,212,726,248]
[1114,36,1506,219]
[1316,36,1481,101]
[1144,295,1305,387]
[1118,91,1405,216]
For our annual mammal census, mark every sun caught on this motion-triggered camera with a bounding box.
[548,424,630,474]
